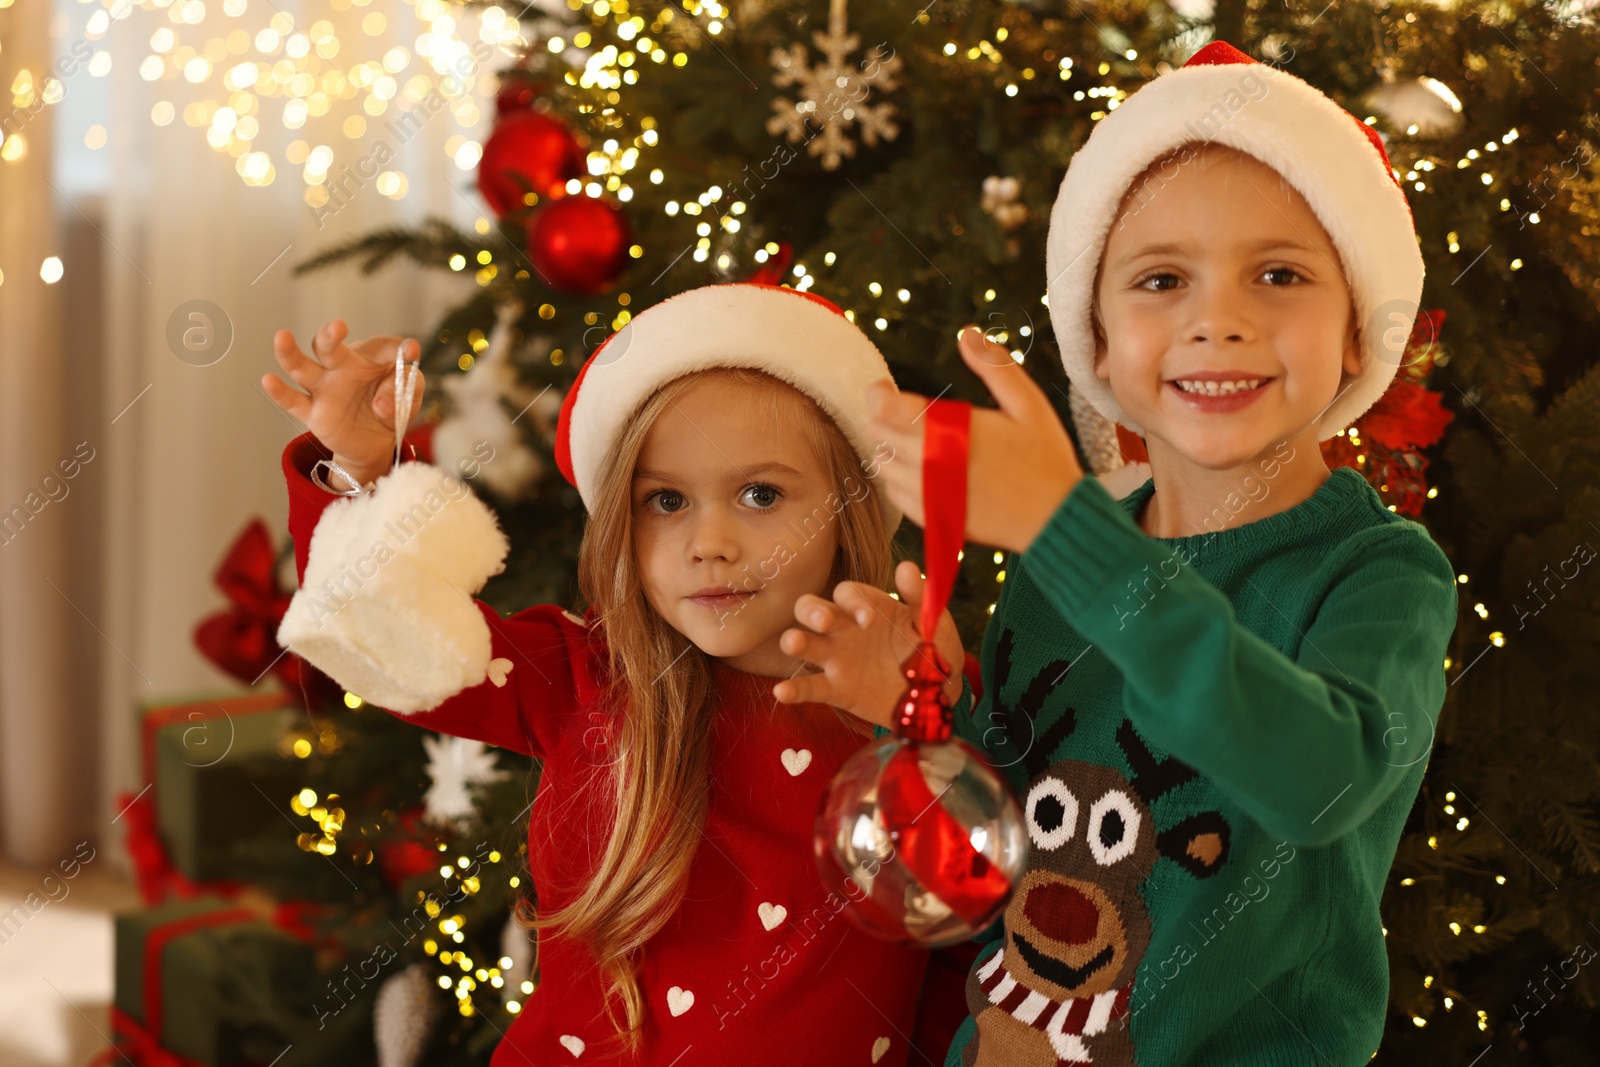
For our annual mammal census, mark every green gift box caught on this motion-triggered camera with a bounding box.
[139,691,304,884]
[112,896,316,1066]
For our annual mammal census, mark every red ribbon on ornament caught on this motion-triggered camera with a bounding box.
[918,400,969,650]
[891,398,970,742]
[875,393,1015,927]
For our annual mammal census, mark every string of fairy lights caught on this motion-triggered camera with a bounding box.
[426,844,528,1018]
[277,692,535,1019]
[4,0,524,191]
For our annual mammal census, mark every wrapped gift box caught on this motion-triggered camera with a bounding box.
[111,895,316,1066]
[139,691,303,884]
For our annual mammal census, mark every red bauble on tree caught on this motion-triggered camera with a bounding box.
[477,109,584,218]
[527,195,632,295]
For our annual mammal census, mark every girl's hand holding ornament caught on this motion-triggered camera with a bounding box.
[262,319,426,489]
[773,560,966,726]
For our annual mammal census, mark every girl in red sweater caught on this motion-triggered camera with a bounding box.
[262,284,970,1066]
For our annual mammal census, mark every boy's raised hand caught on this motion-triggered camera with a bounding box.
[773,560,966,728]
[261,319,426,485]
[867,325,1085,555]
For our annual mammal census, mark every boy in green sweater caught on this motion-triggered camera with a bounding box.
[771,41,1459,1066]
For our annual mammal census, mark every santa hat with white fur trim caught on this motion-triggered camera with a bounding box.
[554,282,903,531]
[1045,40,1425,441]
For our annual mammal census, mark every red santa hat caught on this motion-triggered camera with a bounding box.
[553,282,902,530]
[1045,40,1425,441]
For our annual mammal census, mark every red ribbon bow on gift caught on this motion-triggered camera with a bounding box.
[192,518,293,686]
[193,518,337,704]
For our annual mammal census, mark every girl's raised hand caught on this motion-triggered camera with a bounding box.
[261,319,426,485]
[773,560,967,728]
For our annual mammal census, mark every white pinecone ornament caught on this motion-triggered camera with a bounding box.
[374,962,444,1067]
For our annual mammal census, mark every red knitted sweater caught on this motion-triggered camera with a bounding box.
[282,432,975,1065]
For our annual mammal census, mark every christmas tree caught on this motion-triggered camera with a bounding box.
[243,0,1600,1062]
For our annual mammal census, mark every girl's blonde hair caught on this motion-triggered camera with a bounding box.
[512,366,894,1054]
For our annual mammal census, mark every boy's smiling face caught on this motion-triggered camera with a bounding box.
[1093,143,1364,473]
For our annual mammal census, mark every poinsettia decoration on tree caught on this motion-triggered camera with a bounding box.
[1320,308,1455,515]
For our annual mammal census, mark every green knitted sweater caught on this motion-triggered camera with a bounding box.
[935,467,1458,1067]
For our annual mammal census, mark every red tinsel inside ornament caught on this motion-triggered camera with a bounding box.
[878,745,1016,924]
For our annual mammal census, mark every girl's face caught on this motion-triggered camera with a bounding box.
[1093,145,1364,471]
[631,375,841,677]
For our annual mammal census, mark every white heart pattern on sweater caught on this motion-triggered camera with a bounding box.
[758,902,787,931]
[667,985,694,1017]
[780,748,812,776]
[487,657,513,687]
[558,1034,585,1058]
[872,1036,891,1063]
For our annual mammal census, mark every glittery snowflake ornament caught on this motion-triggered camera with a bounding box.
[767,0,902,170]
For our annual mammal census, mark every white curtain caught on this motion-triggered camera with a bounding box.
[0,0,75,869]
[1,0,522,869]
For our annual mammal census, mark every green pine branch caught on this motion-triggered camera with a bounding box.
[292,217,484,277]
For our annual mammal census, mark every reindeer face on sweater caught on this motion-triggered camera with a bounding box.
[1006,759,1158,1001]
[962,626,1231,1066]
[1002,746,1230,1002]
